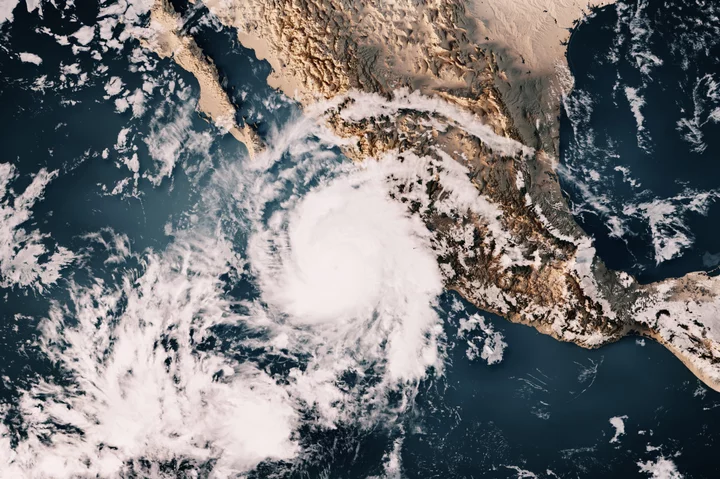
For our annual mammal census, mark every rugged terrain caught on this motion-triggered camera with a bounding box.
[144,0,262,156]
[147,0,720,390]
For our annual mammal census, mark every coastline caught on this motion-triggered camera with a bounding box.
[235,30,308,102]
[635,325,720,393]
[154,0,720,393]
[468,0,616,152]
[143,0,262,157]
[470,0,615,76]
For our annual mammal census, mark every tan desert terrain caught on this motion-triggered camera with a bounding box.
[143,0,720,392]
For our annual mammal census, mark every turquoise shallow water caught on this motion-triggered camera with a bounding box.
[1,0,719,477]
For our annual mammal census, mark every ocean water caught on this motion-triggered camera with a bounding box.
[560,0,720,284]
[0,0,719,477]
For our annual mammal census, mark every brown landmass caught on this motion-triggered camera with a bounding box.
[148,0,720,391]
[144,0,262,157]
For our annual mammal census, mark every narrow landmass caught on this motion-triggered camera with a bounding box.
[152,0,720,391]
[144,0,262,157]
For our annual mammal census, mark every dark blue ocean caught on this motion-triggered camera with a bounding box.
[560,0,720,284]
[0,0,719,477]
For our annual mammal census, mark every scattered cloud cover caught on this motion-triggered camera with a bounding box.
[638,455,684,479]
[609,415,628,443]
[0,0,20,26]
[0,163,74,292]
[0,96,471,474]
[677,73,720,154]
[458,313,507,365]
[4,232,299,477]
[18,52,42,64]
